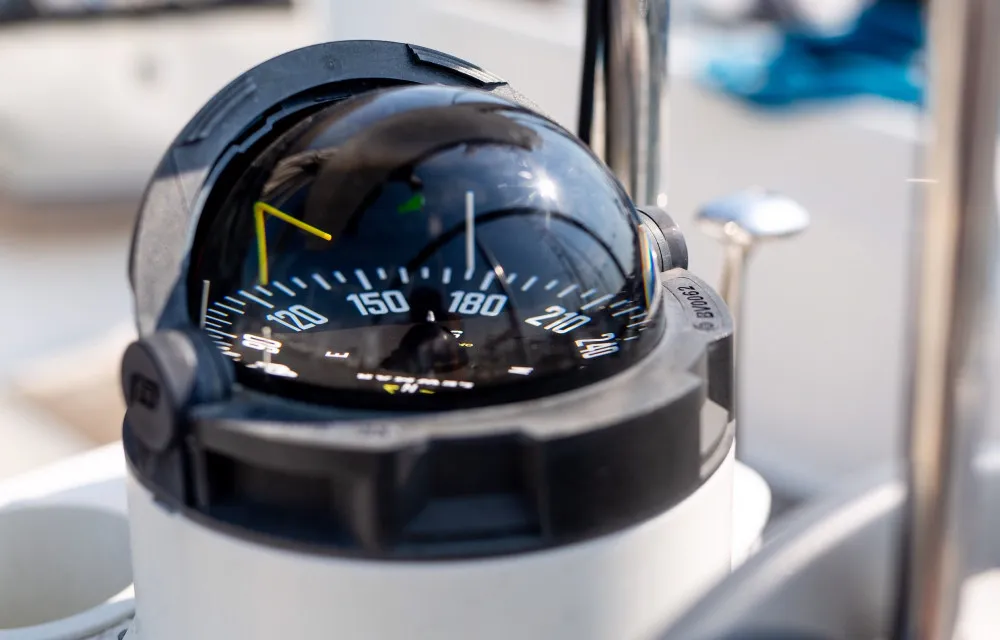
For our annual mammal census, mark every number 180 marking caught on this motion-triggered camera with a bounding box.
[448,291,508,316]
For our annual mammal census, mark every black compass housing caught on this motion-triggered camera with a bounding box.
[122,41,735,560]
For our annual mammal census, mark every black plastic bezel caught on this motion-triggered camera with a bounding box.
[125,268,733,559]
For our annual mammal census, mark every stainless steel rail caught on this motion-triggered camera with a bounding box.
[582,0,669,206]
[894,0,1000,638]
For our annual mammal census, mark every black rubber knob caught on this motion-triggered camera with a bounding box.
[638,205,689,271]
[121,329,233,452]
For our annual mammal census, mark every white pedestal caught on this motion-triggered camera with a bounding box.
[0,443,770,639]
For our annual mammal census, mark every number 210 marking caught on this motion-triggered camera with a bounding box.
[524,306,592,334]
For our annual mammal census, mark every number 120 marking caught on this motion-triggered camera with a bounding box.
[266,305,329,332]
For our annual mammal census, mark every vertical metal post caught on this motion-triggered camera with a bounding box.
[581,0,669,206]
[643,0,669,208]
[895,0,1000,638]
[603,0,642,199]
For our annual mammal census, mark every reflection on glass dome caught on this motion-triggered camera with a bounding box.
[187,84,664,408]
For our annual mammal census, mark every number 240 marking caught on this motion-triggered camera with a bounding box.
[575,333,619,359]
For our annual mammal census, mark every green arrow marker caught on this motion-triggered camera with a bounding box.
[397,193,425,214]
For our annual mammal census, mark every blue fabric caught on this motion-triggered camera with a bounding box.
[703,0,925,107]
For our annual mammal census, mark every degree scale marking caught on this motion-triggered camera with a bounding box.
[207,215,632,376]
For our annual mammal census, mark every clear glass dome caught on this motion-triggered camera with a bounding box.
[188,84,663,408]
